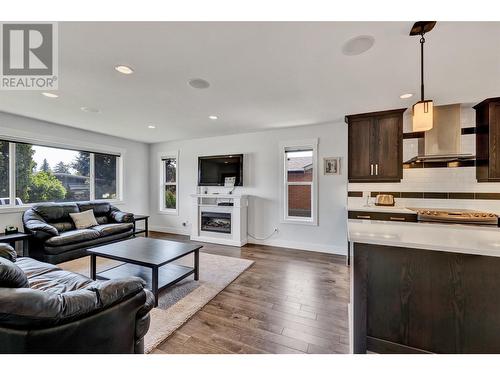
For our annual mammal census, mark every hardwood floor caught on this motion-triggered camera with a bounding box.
[149,232,350,354]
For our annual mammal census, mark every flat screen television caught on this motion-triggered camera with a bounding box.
[198,154,243,186]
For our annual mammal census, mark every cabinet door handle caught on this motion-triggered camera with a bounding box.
[357,215,371,219]
[370,164,374,175]
[390,217,406,221]
[375,164,379,175]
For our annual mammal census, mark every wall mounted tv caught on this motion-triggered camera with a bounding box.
[198,154,243,186]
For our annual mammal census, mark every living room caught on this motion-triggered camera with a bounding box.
[2,1,500,374]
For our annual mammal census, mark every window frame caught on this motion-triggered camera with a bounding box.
[0,134,124,212]
[279,138,318,226]
[159,150,179,215]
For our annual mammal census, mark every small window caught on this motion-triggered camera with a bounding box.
[0,141,9,205]
[161,154,178,214]
[281,140,318,225]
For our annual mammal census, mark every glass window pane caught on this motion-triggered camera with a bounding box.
[288,185,312,218]
[286,149,313,182]
[165,158,176,183]
[0,141,9,205]
[16,144,90,204]
[95,154,118,200]
[165,185,176,209]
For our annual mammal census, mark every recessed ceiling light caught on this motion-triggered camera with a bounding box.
[148,125,156,129]
[400,93,413,99]
[188,78,210,89]
[114,65,134,75]
[342,35,375,56]
[80,106,100,113]
[208,115,218,120]
[42,92,59,98]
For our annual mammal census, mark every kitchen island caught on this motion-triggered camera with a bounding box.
[349,219,500,354]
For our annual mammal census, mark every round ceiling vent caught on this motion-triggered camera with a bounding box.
[188,78,210,89]
[342,35,375,56]
[80,106,101,113]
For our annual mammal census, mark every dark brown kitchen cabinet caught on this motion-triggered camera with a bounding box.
[346,108,406,183]
[348,210,417,222]
[474,97,500,182]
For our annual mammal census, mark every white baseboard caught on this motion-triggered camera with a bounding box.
[149,225,346,255]
[190,235,247,247]
[149,225,190,236]
[247,237,347,256]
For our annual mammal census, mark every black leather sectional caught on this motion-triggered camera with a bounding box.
[0,243,154,354]
[23,201,135,264]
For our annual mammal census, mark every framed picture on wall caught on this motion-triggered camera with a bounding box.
[324,157,341,175]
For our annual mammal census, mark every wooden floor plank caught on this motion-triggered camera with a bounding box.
[149,232,350,354]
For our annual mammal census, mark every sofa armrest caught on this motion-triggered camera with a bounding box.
[0,244,17,262]
[0,277,145,329]
[109,206,134,223]
[135,289,154,340]
[22,210,59,241]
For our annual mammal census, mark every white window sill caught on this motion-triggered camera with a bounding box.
[0,199,125,214]
[281,218,318,226]
[158,209,179,216]
[0,206,31,214]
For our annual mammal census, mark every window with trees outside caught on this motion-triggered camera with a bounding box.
[161,155,177,214]
[281,139,318,225]
[0,141,120,207]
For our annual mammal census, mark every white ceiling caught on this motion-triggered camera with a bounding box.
[1,21,499,143]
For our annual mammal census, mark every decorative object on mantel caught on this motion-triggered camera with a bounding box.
[410,21,437,132]
[224,176,236,187]
[324,157,341,175]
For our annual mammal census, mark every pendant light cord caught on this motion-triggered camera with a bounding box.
[420,33,425,102]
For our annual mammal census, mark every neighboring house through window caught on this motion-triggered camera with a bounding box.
[280,139,318,225]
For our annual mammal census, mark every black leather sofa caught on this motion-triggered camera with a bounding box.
[23,201,135,264]
[0,243,154,354]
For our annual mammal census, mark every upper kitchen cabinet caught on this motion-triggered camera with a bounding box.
[346,108,406,183]
[474,97,500,182]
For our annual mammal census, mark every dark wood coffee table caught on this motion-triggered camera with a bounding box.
[88,237,202,307]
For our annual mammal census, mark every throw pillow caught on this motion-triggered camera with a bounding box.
[69,209,98,229]
[0,257,29,288]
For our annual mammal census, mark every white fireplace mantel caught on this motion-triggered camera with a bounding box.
[190,194,248,247]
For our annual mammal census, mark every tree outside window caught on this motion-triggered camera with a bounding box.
[1,141,119,206]
[162,156,177,212]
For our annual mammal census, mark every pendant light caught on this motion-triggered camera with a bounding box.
[410,21,436,132]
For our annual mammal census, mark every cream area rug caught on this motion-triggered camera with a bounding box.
[59,252,254,353]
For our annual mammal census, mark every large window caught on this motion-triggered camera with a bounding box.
[281,140,318,225]
[0,140,120,207]
[160,153,178,214]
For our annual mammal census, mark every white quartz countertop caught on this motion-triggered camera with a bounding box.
[348,204,416,214]
[349,219,500,257]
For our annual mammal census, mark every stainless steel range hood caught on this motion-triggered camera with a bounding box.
[404,104,475,164]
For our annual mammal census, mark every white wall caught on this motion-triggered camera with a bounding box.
[149,123,348,255]
[0,112,150,230]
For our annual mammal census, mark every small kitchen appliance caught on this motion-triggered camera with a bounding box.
[375,194,395,207]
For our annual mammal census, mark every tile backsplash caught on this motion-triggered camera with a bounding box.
[348,104,500,213]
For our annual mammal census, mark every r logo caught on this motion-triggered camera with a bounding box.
[2,24,53,76]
